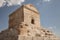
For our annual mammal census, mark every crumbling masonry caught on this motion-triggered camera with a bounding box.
[0,4,59,40]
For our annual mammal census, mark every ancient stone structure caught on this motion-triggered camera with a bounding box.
[0,4,59,40]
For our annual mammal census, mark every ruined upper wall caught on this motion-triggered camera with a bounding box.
[9,4,40,29]
[23,4,39,14]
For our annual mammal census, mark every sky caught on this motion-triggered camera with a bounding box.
[0,0,60,37]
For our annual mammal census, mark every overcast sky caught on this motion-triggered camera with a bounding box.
[0,0,60,37]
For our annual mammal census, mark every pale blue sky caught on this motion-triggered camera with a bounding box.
[0,0,60,37]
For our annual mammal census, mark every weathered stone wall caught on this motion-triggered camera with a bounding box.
[24,5,40,28]
[18,36,60,40]
[0,29,18,40]
[9,6,24,29]
[0,28,59,40]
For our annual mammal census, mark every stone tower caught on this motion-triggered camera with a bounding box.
[0,4,59,40]
[9,4,41,36]
[9,4,40,28]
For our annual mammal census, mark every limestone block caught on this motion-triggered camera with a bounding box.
[18,36,32,40]
[33,37,44,40]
